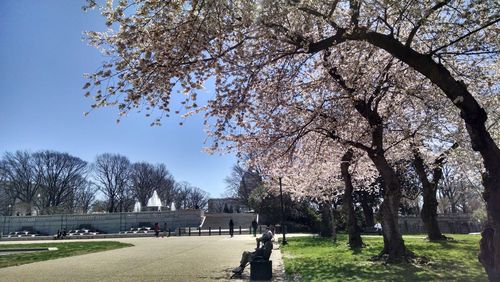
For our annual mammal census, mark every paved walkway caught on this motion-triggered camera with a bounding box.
[0,234,285,281]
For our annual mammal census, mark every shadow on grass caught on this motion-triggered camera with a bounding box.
[286,257,432,281]
[350,245,363,255]
[283,235,487,282]
[286,257,485,282]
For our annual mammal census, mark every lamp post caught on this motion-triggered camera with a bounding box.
[279,177,287,245]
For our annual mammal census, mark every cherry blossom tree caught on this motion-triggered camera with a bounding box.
[84,0,499,277]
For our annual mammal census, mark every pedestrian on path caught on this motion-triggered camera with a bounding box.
[252,218,258,237]
[229,219,234,237]
[154,222,160,238]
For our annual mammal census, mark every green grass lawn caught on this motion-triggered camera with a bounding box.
[0,241,133,268]
[281,234,486,281]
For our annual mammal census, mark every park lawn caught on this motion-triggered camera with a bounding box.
[0,241,133,268]
[281,234,487,281]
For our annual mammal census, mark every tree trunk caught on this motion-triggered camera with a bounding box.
[412,150,446,241]
[355,98,411,261]
[421,188,446,240]
[341,149,363,248]
[360,192,375,228]
[320,202,334,238]
[347,97,410,261]
[370,153,412,262]
[108,198,115,213]
[480,173,500,282]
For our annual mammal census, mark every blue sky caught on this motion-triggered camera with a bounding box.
[0,0,236,197]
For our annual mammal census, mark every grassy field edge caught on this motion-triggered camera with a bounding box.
[281,234,486,282]
[0,241,133,268]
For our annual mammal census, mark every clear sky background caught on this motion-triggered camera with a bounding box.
[0,0,236,198]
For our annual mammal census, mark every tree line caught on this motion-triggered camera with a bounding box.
[0,150,209,215]
[226,160,484,233]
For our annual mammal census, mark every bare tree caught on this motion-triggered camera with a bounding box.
[438,165,483,215]
[1,151,41,215]
[131,162,176,208]
[0,167,12,215]
[90,199,108,213]
[225,164,263,208]
[186,186,209,210]
[439,165,468,214]
[0,162,10,215]
[94,153,131,212]
[130,162,156,207]
[32,151,88,215]
[74,180,97,214]
[174,182,209,210]
[224,164,246,197]
[173,182,190,210]
[153,164,176,207]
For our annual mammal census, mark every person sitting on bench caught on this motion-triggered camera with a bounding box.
[232,226,274,275]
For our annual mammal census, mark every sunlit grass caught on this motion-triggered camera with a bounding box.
[0,241,132,268]
[281,234,486,281]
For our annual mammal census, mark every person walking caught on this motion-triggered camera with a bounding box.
[154,222,160,238]
[229,218,234,238]
[251,218,258,237]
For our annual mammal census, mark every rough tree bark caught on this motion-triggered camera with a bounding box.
[351,99,412,261]
[359,191,375,228]
[412,149,447,241]
[341,149,363,248]
[327,66,412,261]
[370,153,412,262]
[356,99,413,262]
[320,202,336,241]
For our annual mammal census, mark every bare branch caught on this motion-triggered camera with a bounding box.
[430,18,500,55]
[405,0,451,47]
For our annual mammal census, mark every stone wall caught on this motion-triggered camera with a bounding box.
[0,210,204,236]
[0,211,481,236]
[397,214,482,234]
[201,213,257,229]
